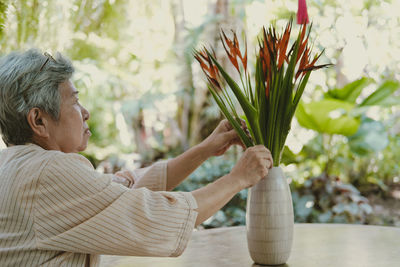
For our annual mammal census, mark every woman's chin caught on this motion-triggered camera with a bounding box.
[77,146,86,152]
[77,140,89,152]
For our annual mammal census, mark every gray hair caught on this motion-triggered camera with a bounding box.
[0,48,74,146]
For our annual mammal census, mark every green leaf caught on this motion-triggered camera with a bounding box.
[359,80,400,107]
[327,77,373,103]
[295,99,360,136]
[208,86,253,147]
[208,52,256,115]
[348,118,389,156]
[366,176,389,191]
[208,52,262,144]
[282,33,300,93]
[240,114,254,140]
[256,57,268,145]
[292,71,311,111]
[280,145,299,165]
[376,96,400,106]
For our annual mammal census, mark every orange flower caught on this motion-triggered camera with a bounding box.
[241,38,248,73]
[296,46,310,79]
[260,27,271,72]
[221,30,248,73]
[296,24,311,65]
[259,27,277,98]
[221,31,239,72]
[297,50,331,78]
[277,21,292,69]
[194,48,221,90]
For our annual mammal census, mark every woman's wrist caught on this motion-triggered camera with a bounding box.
[210,172,244,193]
[195,141,214,159]
[229,173,246,192]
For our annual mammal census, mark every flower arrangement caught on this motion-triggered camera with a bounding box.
[195,20,330,166]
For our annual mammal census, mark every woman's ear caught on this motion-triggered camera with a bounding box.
[26,108,50,138]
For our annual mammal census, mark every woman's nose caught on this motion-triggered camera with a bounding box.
[82,106,90,121]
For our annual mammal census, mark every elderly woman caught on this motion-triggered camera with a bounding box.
[0,49,272,266]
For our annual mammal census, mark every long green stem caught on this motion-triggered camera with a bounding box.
[208,85,253,147]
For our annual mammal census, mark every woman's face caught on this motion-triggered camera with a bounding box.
[47,80,91,153]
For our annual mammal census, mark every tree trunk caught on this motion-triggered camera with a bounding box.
[171,0,192,151]
[172,0,234,152]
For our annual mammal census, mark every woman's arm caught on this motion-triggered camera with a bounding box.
[166,143,210,190]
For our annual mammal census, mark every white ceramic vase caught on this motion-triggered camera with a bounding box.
[246,166,294,265]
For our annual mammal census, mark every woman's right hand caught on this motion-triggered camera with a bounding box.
[229,145,273,189]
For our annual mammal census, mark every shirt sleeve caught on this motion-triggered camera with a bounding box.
[130,160,168,191]
[33,153,197,257]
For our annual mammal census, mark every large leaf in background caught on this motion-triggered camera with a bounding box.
[295,99,360,136]
[280,145,300,165]
[348,117,389,156]
[359,80,400,107]
[375,96,400,106]
[327,77,373,103]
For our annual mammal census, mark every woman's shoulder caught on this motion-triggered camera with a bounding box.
[2,143,93,170]
[34,146,94,170]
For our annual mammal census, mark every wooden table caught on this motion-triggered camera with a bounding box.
[101,224,400,267]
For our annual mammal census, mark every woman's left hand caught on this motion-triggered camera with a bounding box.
[113,170,136,188]
[201,119,247,157]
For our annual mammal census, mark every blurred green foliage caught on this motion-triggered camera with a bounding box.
[291,174,373,224]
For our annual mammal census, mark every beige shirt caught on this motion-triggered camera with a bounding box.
[0,144,198,266]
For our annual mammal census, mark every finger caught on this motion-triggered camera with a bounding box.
[213,120,227,134]
[269,158,274,168]
[114,171,125,178]
[251,149,273,160]
[116,171,129,180]
[258,153,273,163]
[240,121,248,132]
[258,146,272,156]
[125,171,135,183]
[224,129,238,140]
[232,137,246,150]
[250,145,269,153]
[116,170,135,187]
[257,152,273,168]
[231,135,245,148]
[113,173,131,187]
[258,157,272,170]
[262,168,269,177]
[231,135,243,144]
[221,119,232,130]
[265,158,273,169]
[235,140,246,150]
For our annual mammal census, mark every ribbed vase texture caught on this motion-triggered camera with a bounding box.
[246,167,294,265]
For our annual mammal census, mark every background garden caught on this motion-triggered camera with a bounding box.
[0,0,399,228]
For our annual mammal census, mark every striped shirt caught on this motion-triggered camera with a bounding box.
[0,144,198,266]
